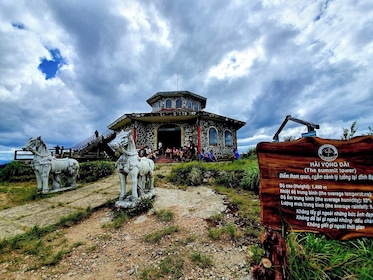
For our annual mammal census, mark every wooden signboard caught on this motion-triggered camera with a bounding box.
[257,136,373,240]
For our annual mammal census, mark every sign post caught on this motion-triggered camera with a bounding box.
[252,136,373,279]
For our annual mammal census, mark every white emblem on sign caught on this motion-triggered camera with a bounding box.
[318,144,338,162]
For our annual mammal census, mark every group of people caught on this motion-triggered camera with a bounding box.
[199,149,218,162]
[138,142,240,163]
[138,145,158,161]
[199,147,240,162]
[164,143,197,162]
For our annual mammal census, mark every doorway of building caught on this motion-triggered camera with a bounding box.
[158,124,181,154]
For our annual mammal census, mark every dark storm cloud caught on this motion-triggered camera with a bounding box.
[1,0,373,162]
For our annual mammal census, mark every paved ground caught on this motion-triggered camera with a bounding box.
[0,174,120,240]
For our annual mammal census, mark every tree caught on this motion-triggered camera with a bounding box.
[341,121,357,140]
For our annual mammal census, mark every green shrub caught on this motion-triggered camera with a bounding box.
[0,161,34,182]
[124,197,154,217]
[169,159,258,190]
[0,160,116,184]
[240,165,260,192]
[78,161,115,183]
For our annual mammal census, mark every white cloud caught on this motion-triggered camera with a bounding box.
[0,0,373,162]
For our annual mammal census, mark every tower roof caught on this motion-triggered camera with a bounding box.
[146,90,207,109]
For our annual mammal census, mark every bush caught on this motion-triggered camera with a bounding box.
[0,160,116,184]
[0,161,34,182]
[240,165,260,192]
[78,161,115,183]
[124,197,154,217]
[169,160,258,190]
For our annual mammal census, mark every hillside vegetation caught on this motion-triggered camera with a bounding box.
[1,158,372,279]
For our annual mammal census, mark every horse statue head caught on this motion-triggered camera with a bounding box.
[23,136,50,157]
[118,129,137,156]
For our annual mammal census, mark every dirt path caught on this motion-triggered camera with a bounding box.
[1,165,255,280]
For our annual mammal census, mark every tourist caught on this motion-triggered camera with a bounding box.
[54,145,60,158]
[165,147,172,158]
[189,142,196,161]
[228,148,240,161]
[147,150,157,161]
[172,147,179,160]
[199,149,209,162]
[145,145,152,157]
[208,150,218,162]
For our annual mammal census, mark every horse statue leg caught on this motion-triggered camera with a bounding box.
[31,161,43,192]
[41,164,52,194]
[52,172,62,189]
[137,173,145,197]
[148,160,155,196]
[129,169,139,198]
[35,169,43,192]
[118,172,127,200]
[148,169,155,196]
[66,159,79,187]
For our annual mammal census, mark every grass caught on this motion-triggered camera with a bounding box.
[141,256,185,280]
[143,226,180,243]
[208,223,241,240]
[0,207,92,271]
[58,206,92,227]
[105,211,130,229]
[152,208,174,222]
[190,251,213,268]
[285,233,373,280]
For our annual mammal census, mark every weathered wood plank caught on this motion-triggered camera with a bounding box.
[257,136,373,240]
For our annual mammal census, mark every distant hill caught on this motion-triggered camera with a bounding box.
[0,160,11,168]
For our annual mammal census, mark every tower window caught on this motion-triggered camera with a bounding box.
[176,98,182,108]
[225,130,232,146]
[209,127,217,145]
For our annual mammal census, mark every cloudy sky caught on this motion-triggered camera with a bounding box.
[1,0,373,163]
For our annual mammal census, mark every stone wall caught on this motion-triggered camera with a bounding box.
[117,119,238,159]
[199,119,237,159]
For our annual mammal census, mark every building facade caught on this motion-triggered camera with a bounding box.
[107,91,245,159]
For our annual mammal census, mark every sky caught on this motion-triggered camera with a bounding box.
[1,0,373,163]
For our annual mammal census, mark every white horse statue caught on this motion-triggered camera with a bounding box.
[23,136,79,193]
[115,129,155,203]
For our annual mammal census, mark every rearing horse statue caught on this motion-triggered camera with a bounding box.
[115,129,155,201]
[23,136,79,193]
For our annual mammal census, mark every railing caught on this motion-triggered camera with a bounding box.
[14,130,116,162]
[70,129,116,151]
[14,148,73,161]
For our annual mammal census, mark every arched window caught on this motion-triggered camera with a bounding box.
[158,101,161,110]
[225,130,232,146]
[209,127,217,145]
[187,100,192,109]
[194,102,200,111]
[176,98,182,108]
[165,99,172,108]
